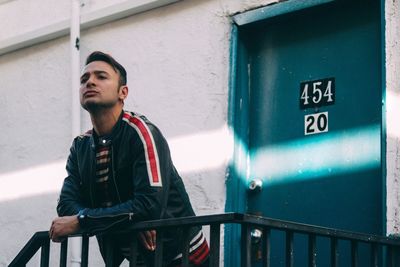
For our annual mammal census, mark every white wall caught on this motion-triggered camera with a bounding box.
[1,0,399,266]
[0,37,71,266]
[0,0,278,265]
[0,0,70,40]
[385,0,400,236]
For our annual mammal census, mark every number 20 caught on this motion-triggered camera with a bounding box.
[305,112,328,135]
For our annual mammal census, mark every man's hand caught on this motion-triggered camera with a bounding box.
[139,230,156,251]
[49,215,80,242]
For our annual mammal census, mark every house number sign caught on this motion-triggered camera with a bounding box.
[300,77,335,135]
[299,77,335,109]
[304,112,328,135]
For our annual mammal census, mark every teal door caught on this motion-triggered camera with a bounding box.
[230,0,383,265]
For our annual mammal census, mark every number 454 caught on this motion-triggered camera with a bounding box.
[300,78,335,109]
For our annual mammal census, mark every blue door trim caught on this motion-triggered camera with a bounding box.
[232,0,335,26]
[224,23,249,267]
[225,0,386,266]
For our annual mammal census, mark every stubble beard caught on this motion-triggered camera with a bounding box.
[81,99,119,113]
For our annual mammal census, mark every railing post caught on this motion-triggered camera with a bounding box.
[155,230,164,267]
[370,243,378,267]
[181,227,191,266]
[60,239,68,267]
[129,232,139,267]
[387,245,395,267]
[241,224,251,267]
[331,237,338,267]
[105,238,115,267]
[351,241,358,267]
[286,231,294,267]
[262,228,270,267]
[81,235,89,267]
[394,245,400,266]
[308,234,316,267]
[210,223,221,267]
[40,238,50,267]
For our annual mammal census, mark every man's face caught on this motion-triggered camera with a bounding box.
[79,61,126,111]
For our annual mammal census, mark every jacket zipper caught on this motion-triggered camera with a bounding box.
[89,147,95,206]
[85,212,134,232]
[111,145,122,203]
[86,212,134,220]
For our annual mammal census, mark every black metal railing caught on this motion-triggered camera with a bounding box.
[9,213,400,266]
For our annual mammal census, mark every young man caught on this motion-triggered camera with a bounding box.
[50,51,209,266]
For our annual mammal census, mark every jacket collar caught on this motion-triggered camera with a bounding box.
[89,110,125,150]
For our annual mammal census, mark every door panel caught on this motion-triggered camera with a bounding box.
[242,1,382,265]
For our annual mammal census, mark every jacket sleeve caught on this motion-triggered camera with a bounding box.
[76,124,173,235]
[57,139,86,217]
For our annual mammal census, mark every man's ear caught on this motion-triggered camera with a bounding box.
[119,86,128,101]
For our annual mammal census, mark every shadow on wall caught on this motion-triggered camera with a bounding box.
[0,125,231,203]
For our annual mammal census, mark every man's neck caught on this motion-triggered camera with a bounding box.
[90,107,123,136]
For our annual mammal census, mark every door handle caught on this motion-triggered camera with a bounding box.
[248,179,263,192]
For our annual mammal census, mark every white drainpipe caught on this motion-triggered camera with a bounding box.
[70,0,82,266]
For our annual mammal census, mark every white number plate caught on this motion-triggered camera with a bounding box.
[305,112,328,135]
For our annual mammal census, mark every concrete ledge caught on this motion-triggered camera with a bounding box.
[0,0,180,56]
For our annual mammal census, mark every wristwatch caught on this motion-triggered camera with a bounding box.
[77,209,86,227]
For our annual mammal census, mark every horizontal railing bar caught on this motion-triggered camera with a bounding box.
[86,212,400,247]
[128,213,242,230]
[59,213,400,249]
[239,214,400,246]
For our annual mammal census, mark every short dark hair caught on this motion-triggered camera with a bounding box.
[85,51,127,86]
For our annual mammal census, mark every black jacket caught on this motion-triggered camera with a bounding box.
[57,110,201,264]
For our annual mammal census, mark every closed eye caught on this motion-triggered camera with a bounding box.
[80,75,89,84]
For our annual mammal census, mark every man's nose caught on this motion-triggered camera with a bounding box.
[85,76,95,87]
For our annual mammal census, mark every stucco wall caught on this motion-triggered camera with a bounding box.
[385,0,400,236]
[0,0,278,265]
[0,37,72,265]
[1,0,399,266]
[0,0,70,40]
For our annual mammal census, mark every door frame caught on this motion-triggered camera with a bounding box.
[224,0,386,266]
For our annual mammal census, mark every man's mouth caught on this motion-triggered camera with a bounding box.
[83,90,99,97]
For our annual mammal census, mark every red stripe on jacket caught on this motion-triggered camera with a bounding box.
[122,112,162,186]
